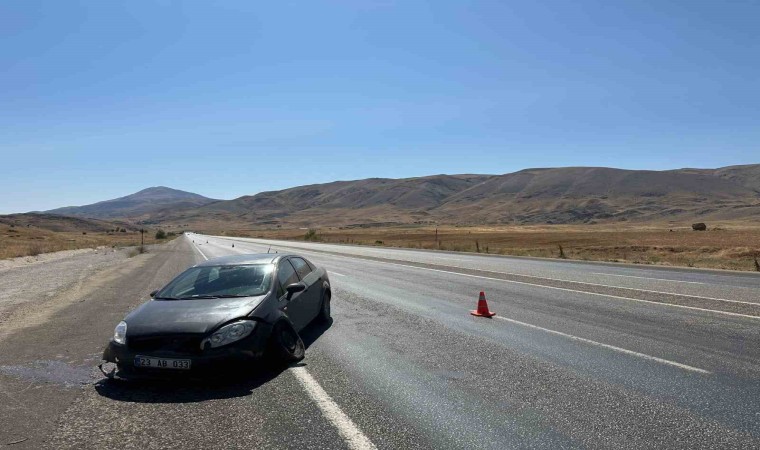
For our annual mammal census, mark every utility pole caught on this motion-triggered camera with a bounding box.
[140,229,145,247]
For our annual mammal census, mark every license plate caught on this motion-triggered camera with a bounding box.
[134,355,191,370]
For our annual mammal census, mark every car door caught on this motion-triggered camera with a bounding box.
[289,257,321,321]
[276,259,309,330]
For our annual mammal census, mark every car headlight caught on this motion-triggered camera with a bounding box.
[113,321,127,345]
[201,320,256,349]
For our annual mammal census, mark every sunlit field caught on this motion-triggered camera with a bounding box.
[0,223,172,259]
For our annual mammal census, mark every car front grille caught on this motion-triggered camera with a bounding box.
[128,335,203,354]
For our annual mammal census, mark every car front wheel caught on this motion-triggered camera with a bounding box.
[269,321,305,364]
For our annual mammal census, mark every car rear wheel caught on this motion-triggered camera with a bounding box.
[269,321,305,364]
[317,291,331,323]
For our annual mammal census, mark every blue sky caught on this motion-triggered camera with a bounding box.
[1,0,758,213]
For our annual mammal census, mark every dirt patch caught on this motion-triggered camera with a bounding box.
[0,248,156,341]
[0,247,110,271]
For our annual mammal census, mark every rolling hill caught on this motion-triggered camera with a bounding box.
[45,187,218,219]
[142,164,760,228]
[37,165,760,228]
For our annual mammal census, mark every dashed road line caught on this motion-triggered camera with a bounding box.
[304,251,757,306]
[240,240,758,306]
[190,238,209,261]
[372,260,760,320]
[220,238,760,320]
[493,316,710,374]
[590,272,708,285]
[200,236,715,373]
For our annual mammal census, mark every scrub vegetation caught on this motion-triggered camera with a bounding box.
[0,214,174,260]
[303,228,320,241]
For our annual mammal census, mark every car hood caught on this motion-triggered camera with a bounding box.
[124,296,266,336]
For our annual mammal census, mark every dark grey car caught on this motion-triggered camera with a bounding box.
[101,253,331,379]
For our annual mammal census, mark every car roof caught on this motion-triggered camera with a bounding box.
[194,253,295,267]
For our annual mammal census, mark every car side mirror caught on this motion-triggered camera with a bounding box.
[285,282,306,299]
[150,290,158,298]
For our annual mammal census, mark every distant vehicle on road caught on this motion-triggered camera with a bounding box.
[101,253,331,379]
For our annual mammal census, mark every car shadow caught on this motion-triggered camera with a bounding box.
[300,317,332,350]
[94,318,333,404]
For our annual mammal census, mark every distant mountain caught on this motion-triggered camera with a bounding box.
[142,164,760,227]
[144,175,493,226]
[434,165,760,224]
[45,187,218,219]
[42,166,760,227]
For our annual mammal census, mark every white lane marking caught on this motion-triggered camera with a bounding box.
[197,236,712,374]
[190,239,209,260]
[431,267,758,306]
[591,272,707,285]
[200,236,760,319]
[330,271,347,277]
[293,248,760,320]
[373,261,760,320]
[291,366,377,450]
[194,237,375,449]
[494,316,710,374]
[222,237,759,306]
[359,261,757,306]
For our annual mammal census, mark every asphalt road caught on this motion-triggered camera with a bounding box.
[2,234,759,449]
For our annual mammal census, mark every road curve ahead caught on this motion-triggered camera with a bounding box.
[183,233,760,448]
[0,234,758,449]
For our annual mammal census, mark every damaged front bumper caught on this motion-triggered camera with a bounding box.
[99,323,272,380]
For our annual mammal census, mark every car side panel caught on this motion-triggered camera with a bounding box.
[300,269,323,322]
[290,258,323,323]
[277,259,310,330]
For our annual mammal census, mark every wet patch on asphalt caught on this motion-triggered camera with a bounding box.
[0,360,98,388]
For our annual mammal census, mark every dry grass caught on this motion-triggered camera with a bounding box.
[217,223,760,272]
[0,226,169,260]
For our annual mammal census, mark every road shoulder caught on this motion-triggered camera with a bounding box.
[0,238,197,448]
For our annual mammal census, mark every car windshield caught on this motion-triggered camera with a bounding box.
[155,264,273,299]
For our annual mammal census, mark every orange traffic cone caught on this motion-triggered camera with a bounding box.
[470,291,496,317]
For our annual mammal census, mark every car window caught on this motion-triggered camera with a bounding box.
[155,264,273,299]
[277,260,300,297]
[165,269,196,295]
[290,257,312,279]
[302,258,315,272]
[207,266,220,283]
